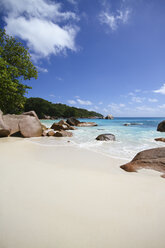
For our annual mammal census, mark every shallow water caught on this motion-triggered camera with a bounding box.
[32,117,165,160]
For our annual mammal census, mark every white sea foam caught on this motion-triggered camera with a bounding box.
[32,118,165,160]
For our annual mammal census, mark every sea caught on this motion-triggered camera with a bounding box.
[31,117,165,161]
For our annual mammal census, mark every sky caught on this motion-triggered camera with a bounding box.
[0,0,165,117]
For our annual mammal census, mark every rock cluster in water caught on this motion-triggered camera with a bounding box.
[105,114,114,120]
[42,118,98,137]
[0,112,98,138]
[66,117,98,127]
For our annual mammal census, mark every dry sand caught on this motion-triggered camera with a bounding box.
[0,138,165,248]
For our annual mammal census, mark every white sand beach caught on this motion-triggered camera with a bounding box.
[0,138,165,248]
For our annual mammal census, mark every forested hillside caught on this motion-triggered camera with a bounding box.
[24,97,103,119]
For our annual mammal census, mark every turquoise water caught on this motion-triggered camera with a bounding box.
[34,117,165,160]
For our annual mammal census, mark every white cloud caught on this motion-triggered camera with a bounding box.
[148,98,158,103]
[56,77,63,81]
[119,103,125,107]
[98,101,103,105]
[108,103,125,113]
[67,0,77,5]
[68,100,76,105]
[103,108,108,113]
[77,99,92,105]
[1,0,79,60]
[99,7,131,31]
[131,96,145,103]
[154,84,165,95]
[136,106,155,112]
[158,104,165,109]
[128,92,135,96]
[36,66,48,73]
[68,98,93,106]
[50,94,55,98]
[135,89,141,93]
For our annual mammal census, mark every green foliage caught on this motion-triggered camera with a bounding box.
[0,28,38,114]
[25,97,103,119]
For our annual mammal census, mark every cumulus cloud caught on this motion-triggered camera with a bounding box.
[154,84,165,95]
[77,99,92,105]
[68,98,92,105]
[0,0,79,60]
[99,6,131,31]
[148,98,158,103]
[68,100,77,104]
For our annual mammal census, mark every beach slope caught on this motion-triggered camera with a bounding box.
[0,138,165,248]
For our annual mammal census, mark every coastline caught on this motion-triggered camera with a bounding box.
[40,117,165,160]
[0,138,165,248]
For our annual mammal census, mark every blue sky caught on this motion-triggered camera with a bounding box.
[1,0,165,117]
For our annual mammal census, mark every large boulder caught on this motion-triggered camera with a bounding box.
[66,117,81,126]
[3,114,23,135]
[58,120,68,125]
[66,117,97,127]
[54,130,73,137]
[155,138,165,143]
[51,123,67,131]
[51,120,76,131]
[96,133,115,141]
[157,120,165,132]
[120,147,165,178]
[105,114,114,120]
[2,111,42,138]
[19,115,42,138]
[59,120,76,130]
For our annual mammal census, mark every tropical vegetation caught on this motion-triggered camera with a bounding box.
[25,97,103,119]
[0,28,38,114]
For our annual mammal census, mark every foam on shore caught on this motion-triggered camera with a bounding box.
[0,138,165,248]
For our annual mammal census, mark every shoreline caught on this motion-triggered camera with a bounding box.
[0,138,165,248]
[40,117,165,161]
[27,136,130,162]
